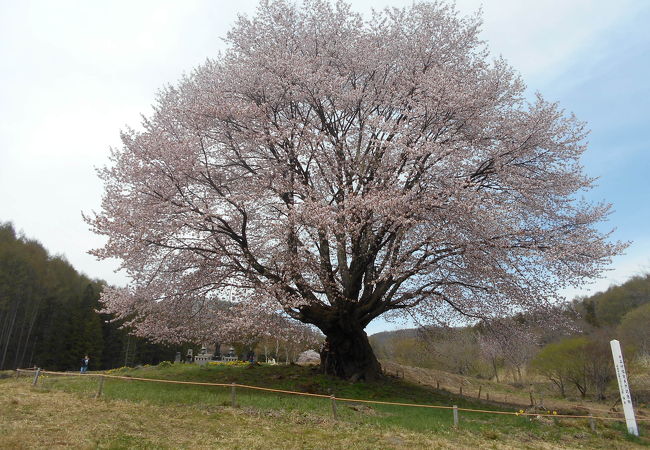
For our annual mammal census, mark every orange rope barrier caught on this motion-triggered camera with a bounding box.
[17,368,649,423]
[98,374,233,388]
[216,382,332,399]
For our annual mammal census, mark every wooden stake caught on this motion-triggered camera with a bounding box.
[231,382,237,407]
[32,368,41,386]
[478,386,482,399]
[331,395,338,420]
[589,414,596,431]
[453,405,459,427]
[95,375,105,399]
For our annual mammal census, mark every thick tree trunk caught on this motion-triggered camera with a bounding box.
[319,324,381,381]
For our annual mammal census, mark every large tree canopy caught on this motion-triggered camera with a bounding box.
[88,0,623,380]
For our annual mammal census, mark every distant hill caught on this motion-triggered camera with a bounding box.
[574,273,650,327]
[370,272,650,383]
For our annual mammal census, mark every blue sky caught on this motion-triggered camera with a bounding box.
[540,6,650,294]
[0,1,648,335]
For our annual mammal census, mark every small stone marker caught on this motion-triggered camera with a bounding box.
[174,352,181,363]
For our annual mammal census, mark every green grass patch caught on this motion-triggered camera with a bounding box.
[32,363,648,446]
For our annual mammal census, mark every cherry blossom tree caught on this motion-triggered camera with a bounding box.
[478,318,538,382]
[478,332,504,382]
[87,0,624,380]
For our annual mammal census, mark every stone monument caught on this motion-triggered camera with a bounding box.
[194,346,213,366]
[296,350,320,366]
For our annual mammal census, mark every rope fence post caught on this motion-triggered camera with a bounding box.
[95,375,105,399]
[477,386,482,399]
[21,368,650,428]
[486,392,490,401]
[459,385,463,396]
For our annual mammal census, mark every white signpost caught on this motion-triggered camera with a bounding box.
[610,339,639,436]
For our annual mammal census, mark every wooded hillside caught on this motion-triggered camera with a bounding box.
[371,275,650,401]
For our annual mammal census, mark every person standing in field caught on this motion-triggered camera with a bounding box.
[80,355,90,373]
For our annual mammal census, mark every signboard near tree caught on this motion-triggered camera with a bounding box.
[610,339,638,436]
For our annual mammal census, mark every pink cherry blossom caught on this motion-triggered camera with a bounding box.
[86,0,625,380]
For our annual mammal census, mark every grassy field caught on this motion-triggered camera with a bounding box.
[1,364,647,449]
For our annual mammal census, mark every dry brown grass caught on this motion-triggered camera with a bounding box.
[381,360,650,420]
[1,377,645,449]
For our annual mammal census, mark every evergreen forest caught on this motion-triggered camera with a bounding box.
[0,222,177,371]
